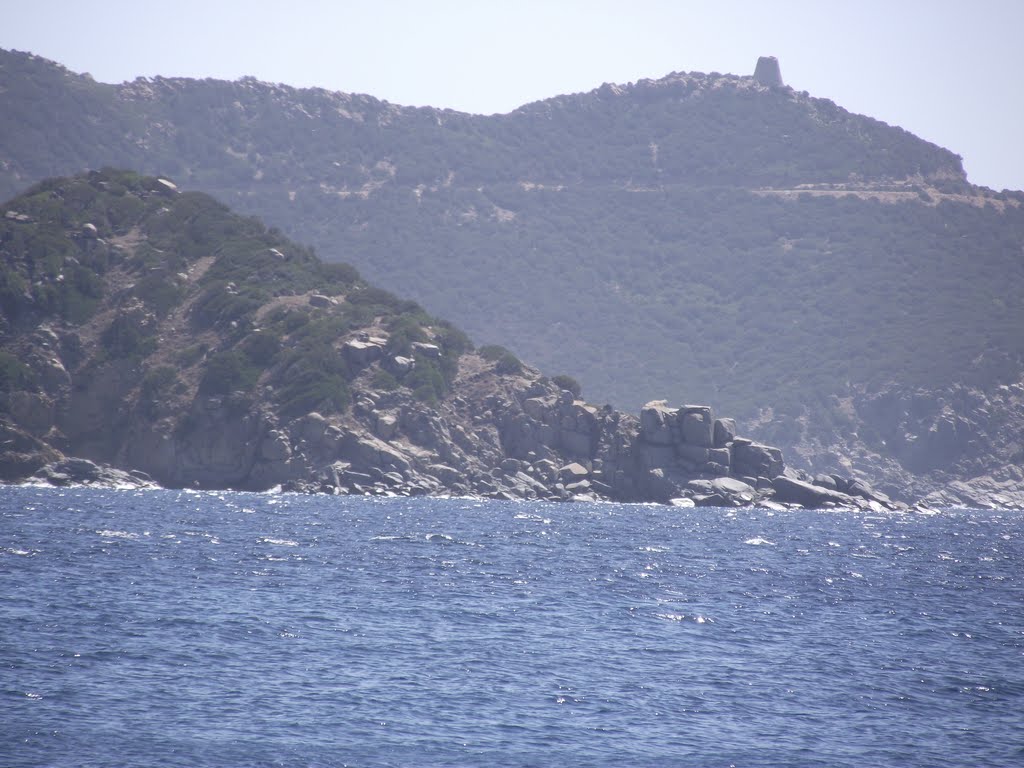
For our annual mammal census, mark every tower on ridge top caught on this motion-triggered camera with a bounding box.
[753,56,784,87]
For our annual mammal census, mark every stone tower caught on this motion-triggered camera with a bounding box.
[753,56,783,87]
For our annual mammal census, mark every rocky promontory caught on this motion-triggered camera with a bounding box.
[0,169,940,511]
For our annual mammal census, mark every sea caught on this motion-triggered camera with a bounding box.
[2,486,1022,768]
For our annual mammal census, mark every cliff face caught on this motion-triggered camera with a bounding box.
[1,170,905,511]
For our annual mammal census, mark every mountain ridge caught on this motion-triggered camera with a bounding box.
[1,47,974,197]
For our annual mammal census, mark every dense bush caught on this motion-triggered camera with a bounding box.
[240,330,282,367]
[551,374,582,399]
[100,315,156,360]
[370,368,400,391]
[0,351,35,392]
[479,345,523,375]
[132,274,183,317]
[198,350,259,395]
[190,282,266,330]
[274,345,351,417]
[405,357,446,404]
[141,365,178,399]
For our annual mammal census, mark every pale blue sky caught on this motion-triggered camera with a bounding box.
[3,0,1022,191]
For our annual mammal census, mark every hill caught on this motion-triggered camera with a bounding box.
[2,49,1024,498]
[7,168,900,510]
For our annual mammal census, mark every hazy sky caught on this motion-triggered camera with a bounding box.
[3,0,1022,191]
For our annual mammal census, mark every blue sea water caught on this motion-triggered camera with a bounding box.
[1,487,1023,768]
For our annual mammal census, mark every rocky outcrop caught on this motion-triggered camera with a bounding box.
[628,401,783,504]
[0,419,63,480]
[32,457,156,489]
[749,379,1024,509]
[255,374,904,510]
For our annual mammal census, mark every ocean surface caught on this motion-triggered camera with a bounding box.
[2,487,1022,768]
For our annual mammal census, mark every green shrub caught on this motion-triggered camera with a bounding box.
[405,358,446,404]
[241,330,282,367]
[495,353,523,376]
[141,365,178,398]
[190,282,266,330]
[178,343,208,367]
[133,274,184,316]
[100,315,156,360]
[318,261,361,290]
[552,374,582,399]
[478,344,523,375]
[0,351,36,392]
[270,308,311,334]
[434,321,473,356]
[140,365,180,419]
[385,312,429,356]
[199,350,259,395]
[478,344,512,361]
[370,368,400,391]
[274,345,351,417]
[347,285,421,315]
[0,269,28,321]
[57,264,104,322]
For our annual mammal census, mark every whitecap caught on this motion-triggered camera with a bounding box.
[744,537,775,546]
[259,537,299,547]
[96,529,140,540]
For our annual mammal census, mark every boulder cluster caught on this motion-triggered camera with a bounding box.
[116,368,899,510]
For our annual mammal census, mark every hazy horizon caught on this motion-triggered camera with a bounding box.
[2,0,1022,191]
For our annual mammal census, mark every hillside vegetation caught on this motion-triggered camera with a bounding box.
[2,48,1023,442]
[0,170,471,471]
[5,170,847,511]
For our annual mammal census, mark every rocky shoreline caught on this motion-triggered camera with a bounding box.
[8,371,913,512]
[3,170,1018,513]
[15,453,926,513]
[747,378,1024,511]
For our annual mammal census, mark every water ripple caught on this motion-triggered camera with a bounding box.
[1,487,1022,767]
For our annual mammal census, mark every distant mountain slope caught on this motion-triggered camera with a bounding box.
[0,50,967,200]
[2,49,1023,446]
